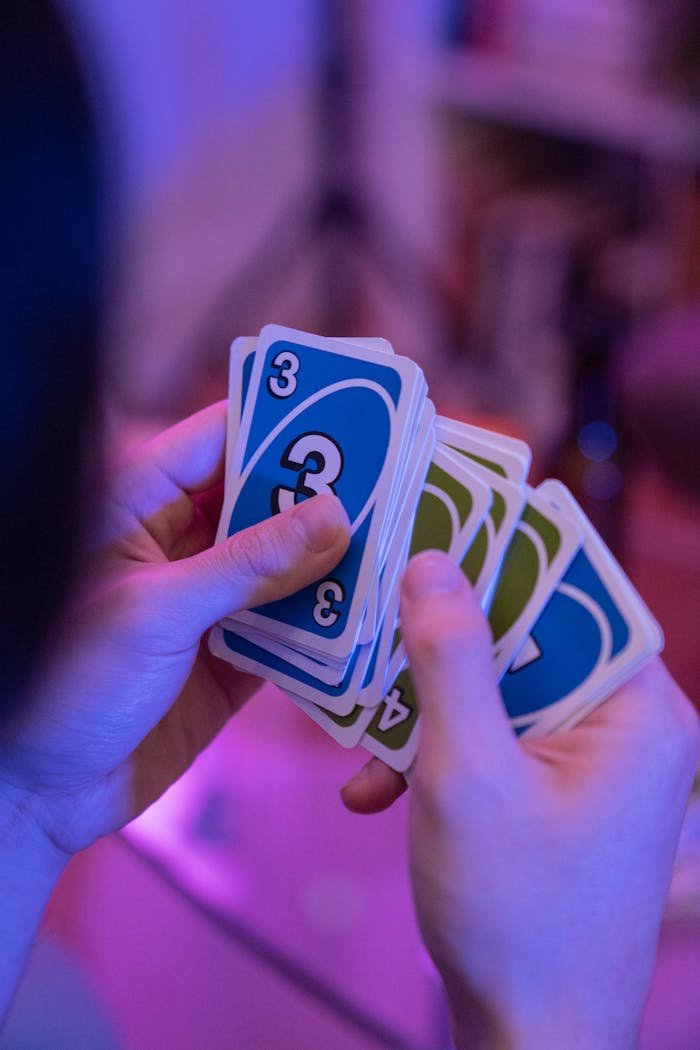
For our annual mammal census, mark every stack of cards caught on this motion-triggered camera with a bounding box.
[210,325,663,772]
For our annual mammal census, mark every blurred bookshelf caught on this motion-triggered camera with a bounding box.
[430,0,700,545]
[435,50,700,162]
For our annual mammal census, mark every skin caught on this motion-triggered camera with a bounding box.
[0,402,351,1018]
[0,405,697,1047]
[0,401,352,854]
[343,552,700,1049]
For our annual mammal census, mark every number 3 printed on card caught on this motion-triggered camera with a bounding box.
[267,350,300,398]
[272,432,343,513]
[313,580,345,628]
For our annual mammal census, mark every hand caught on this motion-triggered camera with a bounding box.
[344,551,699,1049]
[0,403,350,858]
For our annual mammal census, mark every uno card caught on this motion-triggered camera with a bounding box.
[357,400,435,645]
[219,337,257,515]
[419,445,493,557]
[369,403,436,634]
[209,620,375,715]
[220,334,395,544]
[287,585,405,748]
[359,664,420,773]
[433,441,525,604]
[460,470,524,603]
[228,621,348,685]
[385,443,493,681]
[212,326,655,778]
[358,447,493,770]
[436,415,530,485]
[219,334,413,660]
[501,480,663,736]
[286,692,376,749]
[488,486,582,678]
[222,325,423,661]
[356,569,405,710]
[346,337,395,355]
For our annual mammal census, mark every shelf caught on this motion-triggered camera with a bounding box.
[435,51,700,163]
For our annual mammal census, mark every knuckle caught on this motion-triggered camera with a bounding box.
[103,572,158,638]
[414,754,503,829]
[418,726,499,797]
[413,762,465,826]
[225,522,287,582]
[407,603,488,668]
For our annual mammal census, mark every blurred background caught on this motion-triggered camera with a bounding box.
[7,1,700,1047]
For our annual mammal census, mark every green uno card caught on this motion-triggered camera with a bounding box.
[488,486,582,678]
[360,444,493,771]
[434,422,527,606]
[385,443,493,681]
[435,415,531,485]
[360,665,420,772]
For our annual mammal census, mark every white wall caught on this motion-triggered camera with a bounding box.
[59,0,443,414]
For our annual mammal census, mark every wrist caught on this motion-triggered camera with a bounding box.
[443,974,638,1050]
[0,782,69,1020]
[0,779,69,890]
[451,1017,637,1050]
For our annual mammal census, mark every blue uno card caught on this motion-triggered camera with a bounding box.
[227,326,420,659]
[209,622,377,716]
[217,338,257,548]
[500,480,661,736]
[500,552,630,722]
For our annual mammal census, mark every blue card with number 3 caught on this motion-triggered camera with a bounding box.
[224,325,421,662]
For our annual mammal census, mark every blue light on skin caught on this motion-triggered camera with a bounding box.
[577,421,618,463]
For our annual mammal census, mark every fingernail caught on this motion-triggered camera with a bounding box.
[292,494,349,553]
[402,550,464,601]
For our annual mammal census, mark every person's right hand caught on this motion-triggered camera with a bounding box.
[347,550,700,1050]
[0,403,350,861]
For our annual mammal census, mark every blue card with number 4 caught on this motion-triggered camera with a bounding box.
[222,325,423,663]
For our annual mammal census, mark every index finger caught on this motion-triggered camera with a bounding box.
[135,400,228,495]
[341,757,408,814]
[112,401,229,526]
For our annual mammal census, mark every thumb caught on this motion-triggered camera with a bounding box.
[400,551,518,777]
[152,493,351,644]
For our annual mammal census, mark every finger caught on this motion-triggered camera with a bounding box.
[111,403,228,534]
[400,551,520,778]
[340,757,408,814]
[132,400,228,495]
[148,493,351,644]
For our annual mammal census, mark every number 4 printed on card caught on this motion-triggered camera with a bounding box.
[377,686,412,732]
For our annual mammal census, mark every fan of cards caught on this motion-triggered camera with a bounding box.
[209,325,663,772]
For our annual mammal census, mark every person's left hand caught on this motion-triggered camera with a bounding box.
[342,552,698,1048]
[0,402,350,857]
